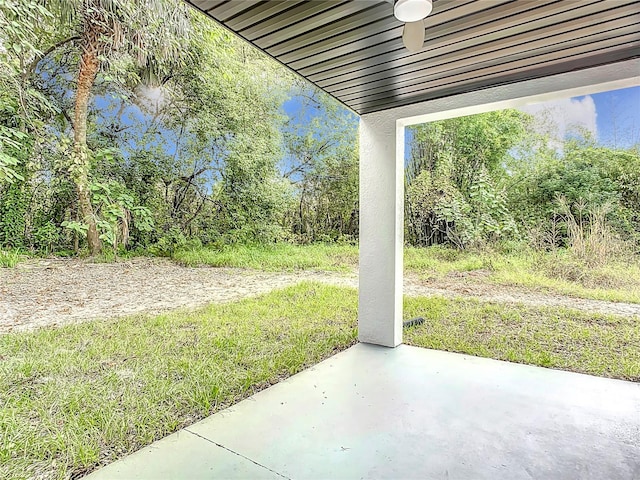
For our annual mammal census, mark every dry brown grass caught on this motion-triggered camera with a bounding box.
[556,197,626,266]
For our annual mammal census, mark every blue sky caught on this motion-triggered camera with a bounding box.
[590,86,640,147]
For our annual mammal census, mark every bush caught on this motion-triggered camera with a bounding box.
[148,228,187,257]
[32,222,61,254]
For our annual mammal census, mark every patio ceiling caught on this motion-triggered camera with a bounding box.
[185,0,640,115]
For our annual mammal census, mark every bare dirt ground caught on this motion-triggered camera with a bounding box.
[1,257,639,333]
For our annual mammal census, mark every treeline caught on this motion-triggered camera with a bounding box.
[406,112,640,258]
[0,0,638,258]
[0,0,358,255]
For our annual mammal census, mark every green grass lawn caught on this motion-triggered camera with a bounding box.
[1,282,638,479]
[0,283,357,480]
[172,243,359,271]
[404,296,640,381]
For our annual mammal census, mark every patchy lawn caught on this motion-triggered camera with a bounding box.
[172,244,640,303]
[7,243,640,304]
[404,296,640,381]
[405,246,640,304]
[0,283,358,480]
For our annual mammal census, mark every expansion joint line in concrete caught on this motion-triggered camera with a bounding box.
[184,428,292,480]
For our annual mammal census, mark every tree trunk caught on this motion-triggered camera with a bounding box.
[71,41,101,255]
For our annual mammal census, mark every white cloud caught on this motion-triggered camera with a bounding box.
[519,95,597,143]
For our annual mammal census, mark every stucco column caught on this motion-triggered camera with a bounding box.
[358,113,404,347]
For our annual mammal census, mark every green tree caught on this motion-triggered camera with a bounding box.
[42,0,190,255]
[282,85,358,242]
[98,19,294,246]
[0,0,58,247]
[406,109,530,247]
[508,136,640,246]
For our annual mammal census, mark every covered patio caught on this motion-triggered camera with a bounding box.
[88,1,639,478]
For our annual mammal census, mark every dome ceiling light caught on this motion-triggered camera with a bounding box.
[394,0,433,23]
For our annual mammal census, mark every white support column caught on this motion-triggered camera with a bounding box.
[358,113,404,347]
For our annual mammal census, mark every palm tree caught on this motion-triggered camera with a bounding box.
[46,0,190,255]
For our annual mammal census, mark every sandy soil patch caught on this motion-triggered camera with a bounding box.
[1,257,638,333]
[0,258,355,333]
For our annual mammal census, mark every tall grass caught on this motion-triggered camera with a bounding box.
[556,197,624,265]
[404,245,489,277]
[406,245,640,304]
[0,249,25,268]
[490,253,640,303]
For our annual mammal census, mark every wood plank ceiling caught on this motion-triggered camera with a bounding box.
[185,0,640,114]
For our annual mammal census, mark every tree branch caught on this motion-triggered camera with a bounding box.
[26,36,80,77]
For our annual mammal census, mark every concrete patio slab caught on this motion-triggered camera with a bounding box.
[84,429,282,479]
[86,344,640,479]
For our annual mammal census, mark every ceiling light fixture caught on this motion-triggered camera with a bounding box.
[393,0,433,23]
